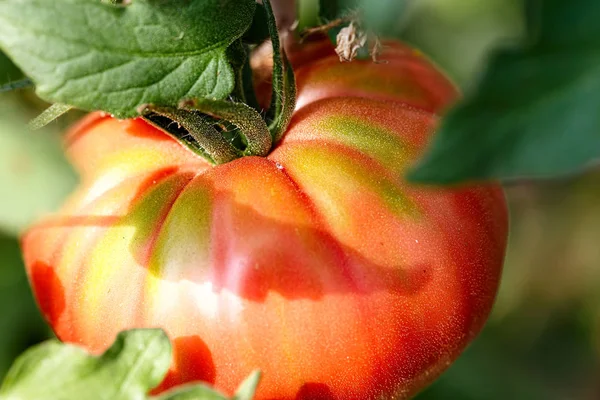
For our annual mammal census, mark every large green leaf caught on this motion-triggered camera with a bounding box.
[0,0,256,118]
[409,0,600,184]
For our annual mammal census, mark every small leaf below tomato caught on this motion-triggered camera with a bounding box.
[0,329,172,400]
[0,327,260,400]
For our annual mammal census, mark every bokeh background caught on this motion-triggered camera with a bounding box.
[1,0,599,398]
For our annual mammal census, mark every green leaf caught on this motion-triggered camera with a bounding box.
[0,95,77,235]
[0,330,172,400]
[409,0,600,184]
[0,326,261,400]
[0,0,256,118]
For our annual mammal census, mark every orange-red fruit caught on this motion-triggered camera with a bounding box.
[22,39,508,399]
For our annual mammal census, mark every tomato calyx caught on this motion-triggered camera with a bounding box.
[180,99,272,157]
[141,107,241,165]
[140,98,275,165]
[137,0,295,166]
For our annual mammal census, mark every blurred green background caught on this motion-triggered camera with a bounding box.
[406,1,600,398]
[1,0,599,398]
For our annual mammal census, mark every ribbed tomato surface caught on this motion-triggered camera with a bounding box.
[22,40,508,399]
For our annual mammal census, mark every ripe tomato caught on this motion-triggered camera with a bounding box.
[22,39,508,399]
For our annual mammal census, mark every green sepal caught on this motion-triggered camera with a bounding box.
[143,107,241,165]
[182,99,272,157]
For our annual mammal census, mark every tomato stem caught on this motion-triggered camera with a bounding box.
[263,0,297,143]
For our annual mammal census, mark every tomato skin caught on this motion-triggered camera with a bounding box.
[22,40,508,399]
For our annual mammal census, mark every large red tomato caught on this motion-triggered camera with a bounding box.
[22,40,508,399]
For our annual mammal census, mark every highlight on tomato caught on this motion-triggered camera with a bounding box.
[21,37,508,399]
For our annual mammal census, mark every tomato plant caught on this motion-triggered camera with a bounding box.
[20,37,508,399]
